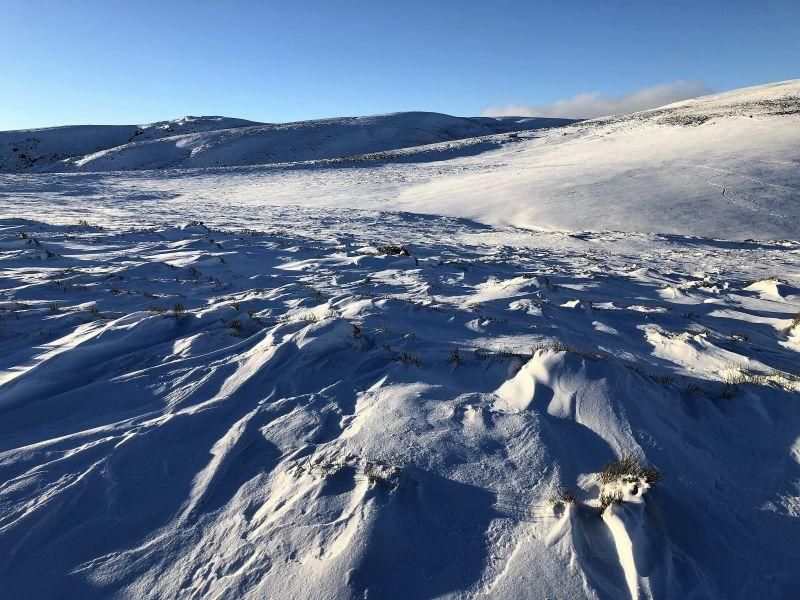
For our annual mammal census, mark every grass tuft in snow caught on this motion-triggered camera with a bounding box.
[625,363,675,386]
[364,460,405,489]
[376,245,410,256]
[600,454,663,487]
[598,454,663,511]
[550,487,577,507]
[448,346,464,365]
[720,365,800,398]
[532,342,606,361]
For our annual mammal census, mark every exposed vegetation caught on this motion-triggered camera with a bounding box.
[532,342,606,361]
[377,245,410,256]
[550,487,577,506]
[600,454,663,487]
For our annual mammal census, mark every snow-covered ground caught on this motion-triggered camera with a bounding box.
[0,81,799,599]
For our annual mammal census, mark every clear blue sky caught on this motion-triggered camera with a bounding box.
[1,0,798,129]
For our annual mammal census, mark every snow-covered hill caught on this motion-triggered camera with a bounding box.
[0,116,260,172]
[3,80,796,240]
[0,113,574,172]
[400,79,800,239]
[0,81,799,599]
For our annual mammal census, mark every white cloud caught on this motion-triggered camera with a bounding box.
[482,81,715,119]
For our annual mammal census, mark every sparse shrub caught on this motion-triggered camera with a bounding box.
[721,368,765,397]
[625,364,674,385]
[550,487,577,506]
[149,304,167,314]
[377,245,410,256]
[640,464,664,486]
[722,366,799,395]
[449,346,463,365]
[599,490,624,511]
[532,342,605,361]
[363,460,403,488]
[352,323,362,339]
[600,454,663,486]
[685,382,703,395]
[397,350,421,367]
[47,302,61,312]
[231,301,241,311]
[228,319,243,335]
[720,382,739,399]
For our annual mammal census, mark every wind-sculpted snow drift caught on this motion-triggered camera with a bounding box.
[1,81,800,599]
[1,213,799,599]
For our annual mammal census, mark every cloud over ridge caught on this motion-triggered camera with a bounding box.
[483,81,714,119]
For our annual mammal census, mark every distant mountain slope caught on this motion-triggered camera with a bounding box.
[400,79,800,239]
[0,113,575,173]
[0,116,260,172]
[1,80,797,240]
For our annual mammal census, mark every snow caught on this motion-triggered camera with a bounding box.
[0,80,799,599]
[0,116,260,172]
[0,112,575,173]
[2,81,797,240]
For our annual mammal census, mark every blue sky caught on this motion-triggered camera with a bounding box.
[1,0,798,129]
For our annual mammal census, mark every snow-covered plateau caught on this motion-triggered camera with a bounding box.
[0,80,799,599]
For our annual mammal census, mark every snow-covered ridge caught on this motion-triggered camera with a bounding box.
[0,112,575,173]
[0,116,260,172]
[1,80,799,240]
[399,79,800,239]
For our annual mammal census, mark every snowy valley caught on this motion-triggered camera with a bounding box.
[0,80,799,599]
